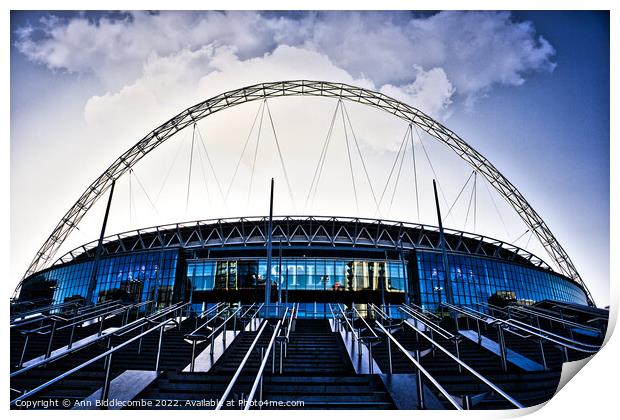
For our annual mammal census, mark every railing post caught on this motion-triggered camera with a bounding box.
[387,338,393,374]
[497,325,507,372]
[46,320,58,359]
[190,340,197,373]
[155,324,164,372]
[539,339,548,370]
[279,340,284,374]
[98,316,104,337]
[476,318,481,345]
[464,394,472,410]
[18,335,30,368]
[68,320,77,350]
[415,349,425,409]
[454,338,462,373]
[210,333,216,357]
[137,325,144,355]
[100,352,113,408]
[271,342,276,375]
[260,347,265,406]
[369,341,374,374]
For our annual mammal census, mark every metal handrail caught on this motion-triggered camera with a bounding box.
[375,322,463,410]
[11,302,185,377]
[14,300,153,368]
[58,300,152,333]
[240,303,259,319]
[443,303,599,353]
[400,305,455,340]
[215,319,269,410]
[11,300,121,329]
[332,304,359,341]
[11,297,51,310]
[505,304,602,334]
[453,303,599,349]
[506,318,600,350]
[473,302,515,318]
[406,302,442,321]
[403,320,523,408]
[195,302,226,319]
[204,307,243,340]
[10,302,191,406]
[368,303,391,323]
[11,301,81,323]
[285,303,298,342]
[550,301,608,318]
[244,309,289,409]
[22,301,127,335]
[113,302,187,337]
[351,306,378,339]
[188,305,231,337]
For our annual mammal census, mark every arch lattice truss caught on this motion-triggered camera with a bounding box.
[18,80,594,305]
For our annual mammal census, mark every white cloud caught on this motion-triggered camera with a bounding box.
[15,11,556,113]
[380,66,455,118]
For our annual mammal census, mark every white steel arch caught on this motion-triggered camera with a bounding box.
[17,80,594,304]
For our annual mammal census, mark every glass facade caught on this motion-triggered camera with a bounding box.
[22,245,589,311]
[416,251,588,310]
[29,249,180,306]
[187,258,407,293]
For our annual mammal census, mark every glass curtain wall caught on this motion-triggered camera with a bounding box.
[416,251,588,310]
[187,258,407,293]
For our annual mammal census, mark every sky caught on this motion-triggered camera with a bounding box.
[9,11,610,306]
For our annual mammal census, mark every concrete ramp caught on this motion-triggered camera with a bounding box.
[73,370,158,410]
[337,329,382,374]
[459,329,544,371]
[380,373,445,409]
[182,318,262,373]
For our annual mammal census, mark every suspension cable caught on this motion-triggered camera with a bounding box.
[226,100,265,202]
[154,127,188,206]
[128,170,133,224]
[265,99,296,210]
[513,229,530,244]
[247,100,266,209]
[388,133,408,216]
[195,131,213,210]
[340,100,359,213]
[185,123,197,214]
[310,103,339,208]
[195,123,227,206]
[473,172,477,232]
[483,177,510,237]
[525,230,533,248]
[305,100,340,212]
[409,124,421,221]
[464,172,477,231]
[443,170,475,222]
[341,101,380,210]
[413,124,454,224]
[377,124,410,216]
[130,168,159,215]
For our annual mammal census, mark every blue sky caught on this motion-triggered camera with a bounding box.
[10,11,610,305]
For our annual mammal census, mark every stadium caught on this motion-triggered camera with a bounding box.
[10,81,607,410]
